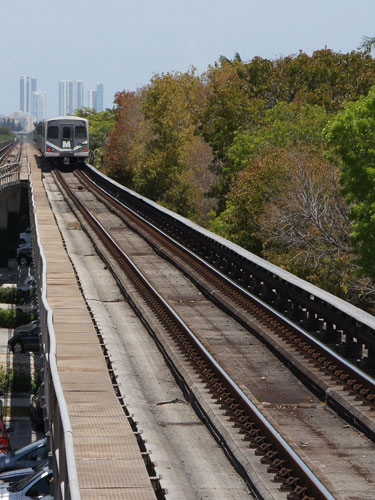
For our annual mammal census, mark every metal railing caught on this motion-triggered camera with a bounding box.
[0,162,20,191]
[28,160,81,500]
[82,162,375,367]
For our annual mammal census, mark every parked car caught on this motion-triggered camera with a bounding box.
[0,438,48,473]
[0,277,35,293]
[18,229,32,247]
[0,421,12,454]
[18,276,35,292]
[30,385,44,430]
[14,304,38,316]
[8,321,39,354]
[0,467,52,499]
[16,247,32,266]
[0,459,48,485]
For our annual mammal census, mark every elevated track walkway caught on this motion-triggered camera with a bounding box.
[27,144,157,499]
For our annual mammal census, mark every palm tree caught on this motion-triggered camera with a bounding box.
[358,36,375,54]
[218,52,243,66]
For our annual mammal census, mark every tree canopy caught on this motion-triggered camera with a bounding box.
[324,87,375,276]
[93,47,375,311]
[75,107,114,167]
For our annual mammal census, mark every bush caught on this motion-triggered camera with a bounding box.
[0,366,33,393]
[0,309,33,328]
[0,288,31,304]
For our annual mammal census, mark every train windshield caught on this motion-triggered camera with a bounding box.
[75,126,86,140]
[47,126,58,139]
[63,127,71,140]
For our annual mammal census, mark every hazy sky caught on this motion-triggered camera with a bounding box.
[3,0,375,116]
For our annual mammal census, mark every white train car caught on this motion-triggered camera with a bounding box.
[36,116,89,164]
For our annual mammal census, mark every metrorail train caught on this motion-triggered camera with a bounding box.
[35,116,89,165]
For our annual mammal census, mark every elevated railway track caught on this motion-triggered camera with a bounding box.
[27,143,375,499]
[0,139,22,190]
[75,165,375,436]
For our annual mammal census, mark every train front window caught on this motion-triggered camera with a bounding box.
[47,126,58,139]
[62,127,71,140]
[75,126,86,140]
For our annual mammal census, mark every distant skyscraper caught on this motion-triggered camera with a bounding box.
[87,83,103,112]
[31,91,46,121]
[59,80,73,115]
[74,80,84,111]
[59,80,85,114]
[20,76,37,113]
[95,82,103,112]
[88,89,96,110]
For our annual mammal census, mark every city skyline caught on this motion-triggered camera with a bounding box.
[18,76,104,120]
[58,79,104,115]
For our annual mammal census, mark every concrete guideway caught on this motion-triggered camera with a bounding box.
[53,159,375,499]
[40,158,255,496]
[28,141,375,500]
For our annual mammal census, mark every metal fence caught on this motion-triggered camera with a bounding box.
[0,162,20,191]
[28,160,81,500]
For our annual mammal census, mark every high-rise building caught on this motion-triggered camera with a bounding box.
[95,82,104,112]
[20,76,37,113]
[74,80,84,111]
[31,91,46,121]
[87,83,104,112]
[59,80,73,115]
[59,80,86,115]
[87,89,96,110]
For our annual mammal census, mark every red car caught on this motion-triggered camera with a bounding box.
[0,419,12,453]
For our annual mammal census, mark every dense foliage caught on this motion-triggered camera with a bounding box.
[94,48,375,311]
[0,118,22,132]
[0,309,34,329]
[102,72,216,223]
[0,126,14,143]
[0,288,31,304]
[324,87,375,277]
[75,108,114,167]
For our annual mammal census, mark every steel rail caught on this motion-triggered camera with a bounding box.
[0,140,17,164]
[81,161,375,368]
[0,141,22,190]
[77,169,375,414]
[56,168,336,500]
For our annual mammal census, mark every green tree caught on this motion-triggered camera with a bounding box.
[358,36,375,54]
[0,126,14,142]
[133,69,212,219]
[210,147,285,253]
[199,49,375,212]
[227,101,328,183]
[240,49,375,112]
[324,86,375,276]
[102,91,143,188]
[199,59,265,208]
[75,107,114,167]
